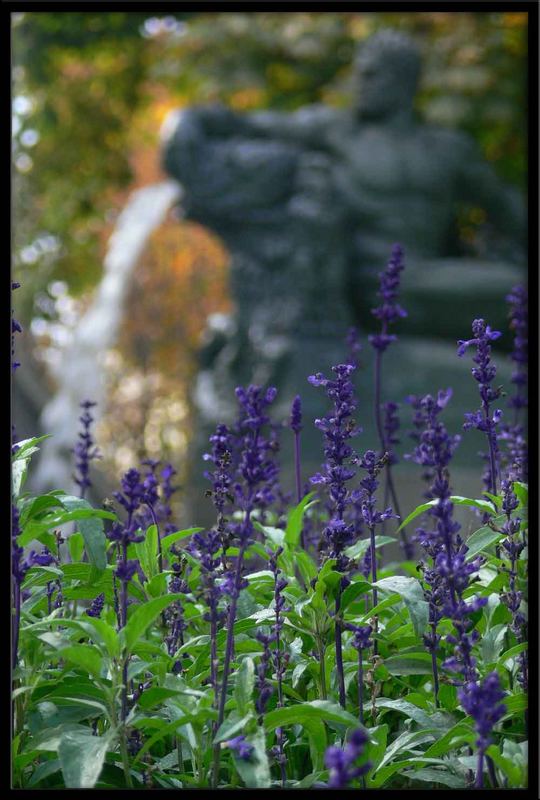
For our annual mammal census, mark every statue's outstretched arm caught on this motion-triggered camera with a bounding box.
[247,104,336,150]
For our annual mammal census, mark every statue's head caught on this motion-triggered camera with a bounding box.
[352,29,421,119]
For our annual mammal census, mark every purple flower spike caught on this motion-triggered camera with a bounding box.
[224,735,254,761]
[309,362,361,707]
[324,728,371,788]
[290,395,302,434]
[347,623,373,652]
[308,363,360,529]
[458,319,502,497]
[368,243,407,353]
[73,400,100,499]
[158,462,180,535]
[86,593,105,618]
[255,629,275,716]
[500,284,528,483]
[458,672,506,788]
[203,423,233,535]
[506,284,528,404]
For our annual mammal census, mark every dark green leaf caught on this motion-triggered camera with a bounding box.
[214,713,254,744]
[384,653,435,676]
[403,767,466,787]
[230,727,271,788]
[161,528,204,558]
[374,576,429,637]
[120,594,186,653]
[264,700,358,730]
[58,729,115,788]
[285,492,318,548]
[465,526,504,561]
[234,657,255,717]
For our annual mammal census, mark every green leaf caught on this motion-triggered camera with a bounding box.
[403,767,466,788]
[438,684,458,712]
[369,756,450,787]
[499,641,528,665]
[377,728,437,771]
[480,623,507,664]
[295,550,318,584]
[58,729,115,788]
[303,718,327,771]
[253,522,285,547]
[135,524,158,581]
[397,496,496,532]
[12,436,52,498]
[374,697,439,730]
[12,435,52,460]
[146,572,167,598]
[53,645,104,679]
[364,724,388,772]
[374,576,429,637]
[501,739,527,785]
[396,501,435,532]
[230,727,271,788]
[138,688,181,710]
[161,528,203,558]
[465,525,505,561]
[285,492,318,548]
[513,482,528,507]
[500,692,527,717]
[384,652,435,676]
[234,657,255,717]
[12,459,29,500]
[344,535,396,560]
[423,722,474,757]
[58,496,110,570]
[264,700,358,730]
[214,713,254,744]
[68,532,85,563]
[341,579,372,610]
[120,594,186,653]
[84,617,119,657]
[27,758,62,787]
[19,494,65,526]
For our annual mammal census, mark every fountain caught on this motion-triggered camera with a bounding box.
[33,180,182,494]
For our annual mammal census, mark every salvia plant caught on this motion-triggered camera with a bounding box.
[11,252,528,790]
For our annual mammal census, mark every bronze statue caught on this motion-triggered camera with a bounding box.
[161,29,524,506]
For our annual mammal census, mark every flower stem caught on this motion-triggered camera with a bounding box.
[374,349,410,556]
[317,641,327,700]
[334,585,346,708]
[212,537,248,787]
[293,430,304,548]
[475,750,484,788]
[369,526,379,655]
[430,647,440,708]
[358,651,364,725]
[12,580,21,672]
[120,724,133,788]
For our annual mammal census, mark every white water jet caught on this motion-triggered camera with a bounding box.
[34,180,183,493]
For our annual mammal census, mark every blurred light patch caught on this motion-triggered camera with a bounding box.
[20,129,40,147]
[15,153,33,173]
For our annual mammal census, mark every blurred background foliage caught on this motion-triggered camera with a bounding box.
[12,10,527,493]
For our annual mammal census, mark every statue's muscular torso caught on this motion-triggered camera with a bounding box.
[248,104,523,265]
